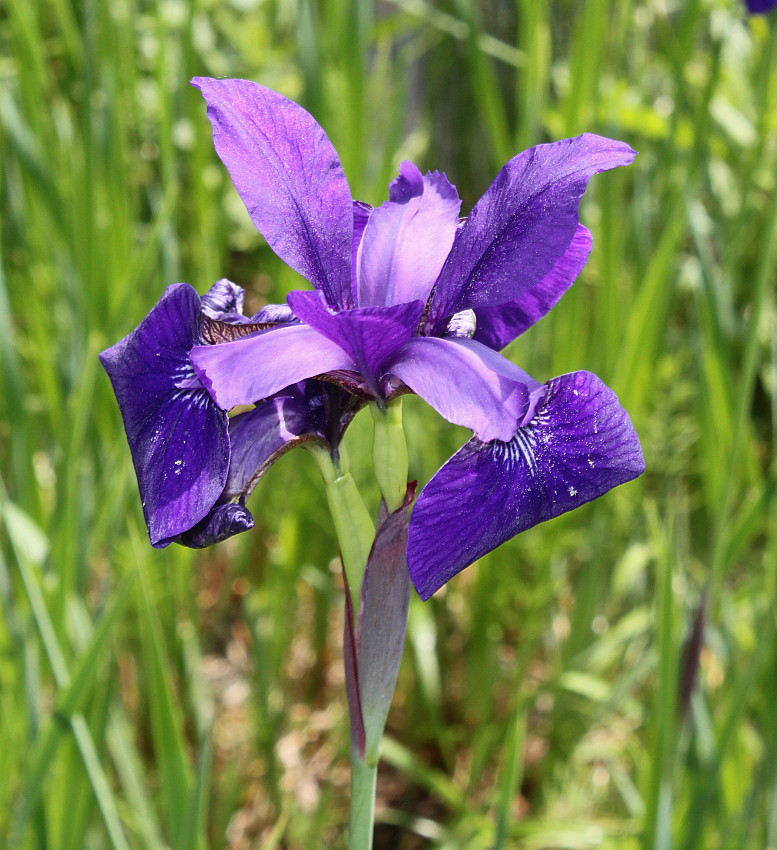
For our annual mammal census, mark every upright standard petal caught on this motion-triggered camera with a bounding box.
[473,225,593,350]
[192,77,354,309]
[287,290,424,391]
[99,284,230,547]
[190,323,356,410]
[427,135,636,326]
[356,162,461,308]
[407,370,645,599]
[386,337,536,442]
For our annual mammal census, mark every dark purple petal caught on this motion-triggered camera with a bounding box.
[176,503,254,548]
[473,225,593,350]
[200,278,245,320]
[407,370,645,599]
[222,388,327,500]
[386,337,537,442]
[99,284,229,547]
[190,323,356,410]
[356,162,461,308]
[427,135,636,325]
[192,77,354,309]
[746,0,777,12]
[286,290,424,391]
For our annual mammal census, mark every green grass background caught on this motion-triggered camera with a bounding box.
[2,0,776,847]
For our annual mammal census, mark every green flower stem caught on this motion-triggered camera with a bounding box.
[371,398,408,514]
[309,402,411,850]
[348,755,378,850]
[307,444,375,612]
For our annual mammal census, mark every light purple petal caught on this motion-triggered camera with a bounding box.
[473,225,593,350]
[407,370,645,599]
[357,161,461,308]
[386,337,537,442]
[351,200,373,302]
[192,77,354,309]
[99,284,229,548]
[427,135,636,325]
[190,323,356,410]
[286,290,424,390]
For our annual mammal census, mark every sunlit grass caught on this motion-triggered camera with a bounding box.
[1,0,776,847]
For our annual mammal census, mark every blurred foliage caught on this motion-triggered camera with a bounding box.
[1,0,776,847]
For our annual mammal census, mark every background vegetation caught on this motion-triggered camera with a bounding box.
[2,0,776,847]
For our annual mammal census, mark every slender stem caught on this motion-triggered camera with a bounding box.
[348,755,378,850]
[308,404,411,850]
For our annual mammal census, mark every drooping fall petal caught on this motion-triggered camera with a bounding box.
[99,284,230,547]
[407,371,645,599]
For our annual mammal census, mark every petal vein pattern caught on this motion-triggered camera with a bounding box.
[428,135,636,326]
[407,371,645,599]
[98,283,230,547]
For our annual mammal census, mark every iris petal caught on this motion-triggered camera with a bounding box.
[287,290,424,391]
[192,77,354,309]
[200,278,245,320]
[387,337,537,442]
[473,225,593,350]
[357,162,461,308]
[407,370,645,599]
[190,323,356,410]
[428,134,635,326]
[99,284,230,547]
[223,387,328,500]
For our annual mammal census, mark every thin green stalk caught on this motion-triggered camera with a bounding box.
[348,757,378,850]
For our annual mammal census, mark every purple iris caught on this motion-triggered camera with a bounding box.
[101,76,645,599]
[745,0,777,12]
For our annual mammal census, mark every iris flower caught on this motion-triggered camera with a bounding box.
[101,77,644,599]
[745,0,777,13]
